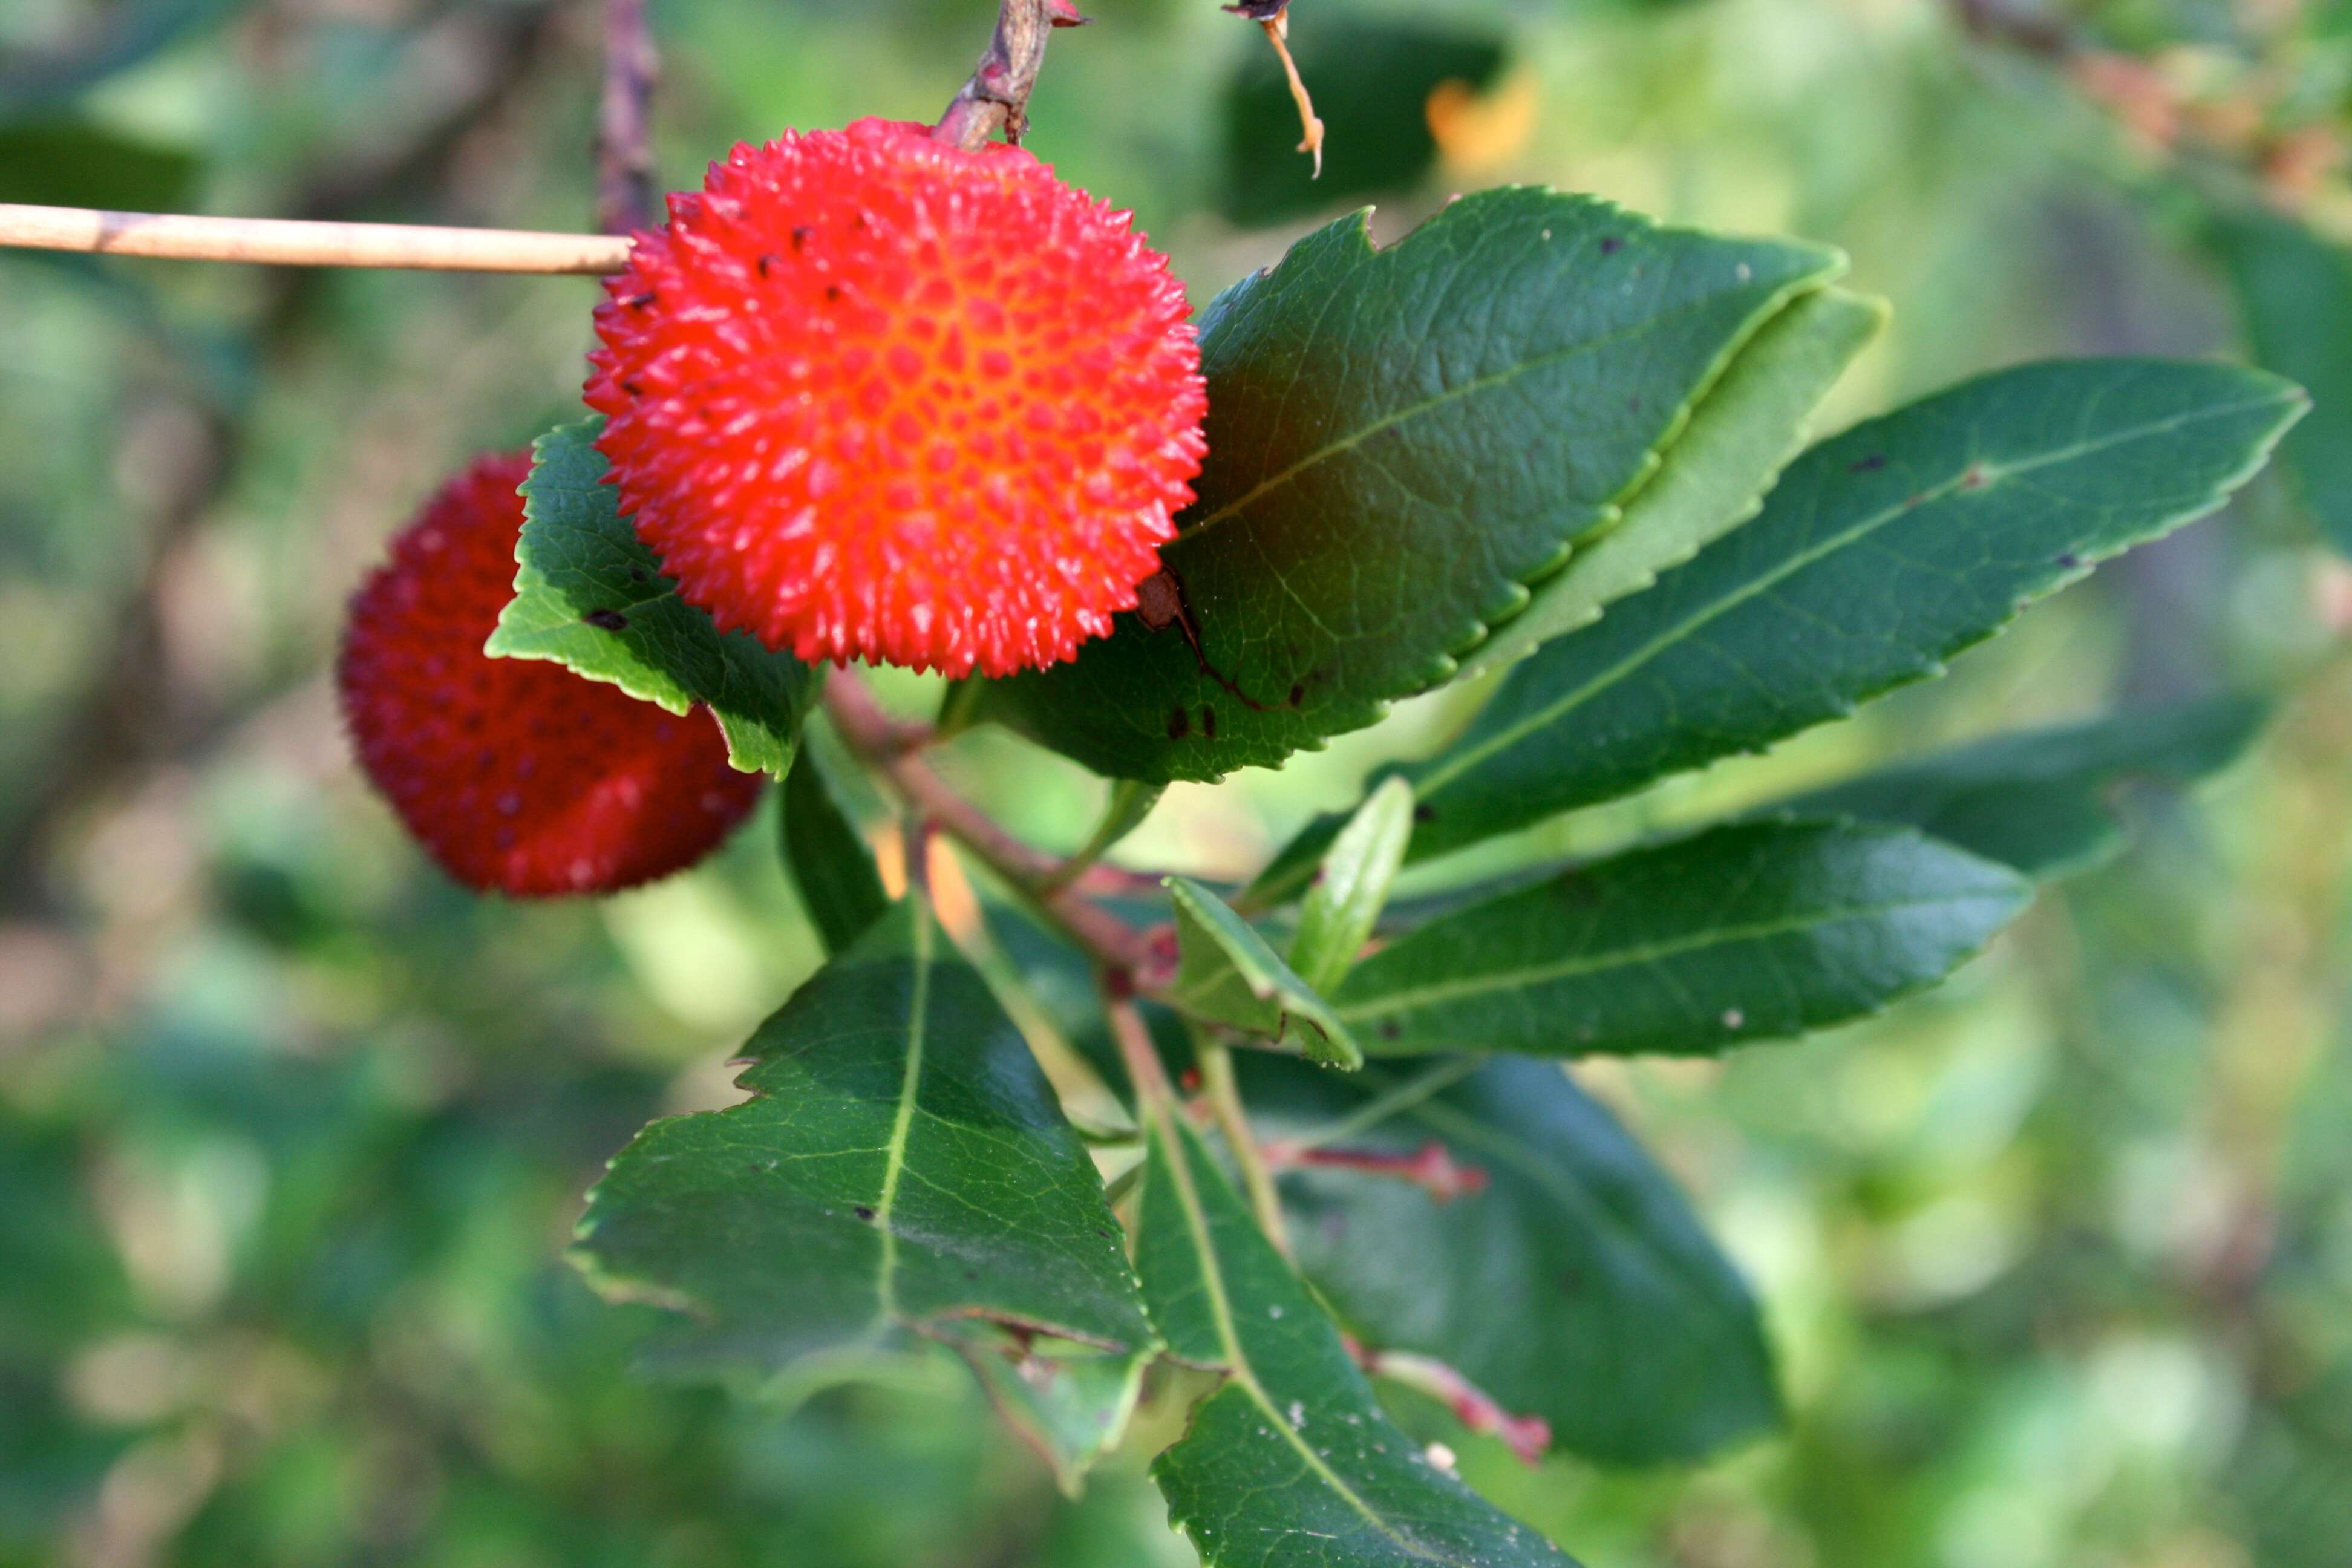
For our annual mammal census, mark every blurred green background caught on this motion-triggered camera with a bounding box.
[5,0,2352,1564]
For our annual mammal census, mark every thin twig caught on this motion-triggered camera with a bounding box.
[595,0,662,235]
[822,668,1154,975]
[0,204,629,273]
[1192,1031,1292,1256]
[933,0,1065,151]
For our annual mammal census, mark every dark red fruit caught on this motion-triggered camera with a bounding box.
[338,451,763,897]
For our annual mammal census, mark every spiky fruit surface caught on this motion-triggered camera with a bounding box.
[338,452,764,898]
[584,116,1207,678]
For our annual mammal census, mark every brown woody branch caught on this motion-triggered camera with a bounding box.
[821,668,1156,976]
[595,0,662,235]
[933,0,1084,151]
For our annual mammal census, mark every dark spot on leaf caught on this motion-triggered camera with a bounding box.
[583,609,629,632]
[1601,236,1622,255]
[1379,1021,1402,1040]
[1959,464,1988,491]
[1094,1229,1112,1240]
[1200,705,1217,740]
[628,567,650,583]
[1166,707,1191,740]
[2056,552,2082,569]
[854,1205,876,1222]
[1849,454,1886,473]
[1287,682,1305,708]
[1413,805,1436,823]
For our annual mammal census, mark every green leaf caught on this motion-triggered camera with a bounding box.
[1289,776,1415,995]
[1777,696,2269,879]
[0,117,199,211]
[1246,1054,1779,1465]
[487,417,815,777]
[570,901,1153,1383]
[1168,877,1362,1070]
[1330,821,2030,1058]
[976,189,1844,783]
[1136,1113,1579,1567]
[1455,286,1887,679]
[2207,208,2352,554]
[780,745,890,954]
[1356,358,2305,871]
[932,1321,1152,1498]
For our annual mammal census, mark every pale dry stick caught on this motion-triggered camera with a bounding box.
[0,204,630,273]
[822,668,1158,976]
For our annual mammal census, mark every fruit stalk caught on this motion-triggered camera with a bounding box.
[933,0,1061,151]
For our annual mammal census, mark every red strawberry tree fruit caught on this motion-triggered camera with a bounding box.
[7,0,2307,1561]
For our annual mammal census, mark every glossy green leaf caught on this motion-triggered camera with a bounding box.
[1330,821,2030,1058]
[1353,359,2304,871]
[570,901,1153,1383]
[933,1321,1151,1498]
[1246,1054,1779,1465]
[1136,1113,1579,1568]
[2207,208,2352,554]
[1456,286,1887,679]
[1168,877,1362,1069]
[1289,776,1415,995]
[780,745,890,954]
[1778,696,2268,879]
[976,189,1844,783]
[487,417,815,776]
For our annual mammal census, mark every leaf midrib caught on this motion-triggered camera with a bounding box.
[1154,1120,1486,1568]
[1417,393,2294,796]
[871,912,933,1324]
[1333,887,2003,1022]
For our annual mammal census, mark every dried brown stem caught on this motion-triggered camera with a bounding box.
[595,0,662,235]
[821,668,1153,975]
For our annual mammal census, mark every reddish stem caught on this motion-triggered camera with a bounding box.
[1266,1139,1489,1203]
[1348,1341,1552,1465]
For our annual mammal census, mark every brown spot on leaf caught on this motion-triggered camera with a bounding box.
[1166,707,1191,740]
[583,609,629,632]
